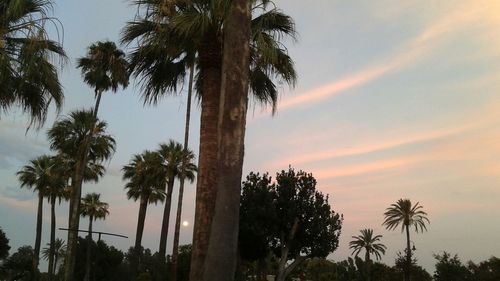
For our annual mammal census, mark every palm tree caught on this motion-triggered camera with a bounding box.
[77,40,129,118]
[41,239,66,276]
[349,229,387,281]
[80,193,109,281]
[16,155,58,278]
[47,110,116,281]
[122,151,166,253]
[157,140,191,258]
[383,199,429,281]
[43,158,68,281]
[202,1,252,280]
[121,2,296,277]
[171,147,197,281]
[0,0,66,127]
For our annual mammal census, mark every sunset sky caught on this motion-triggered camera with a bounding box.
[1,0,500,272]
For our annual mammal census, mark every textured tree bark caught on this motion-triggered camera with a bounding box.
[171,64,194,281]
[158,176,175,258]
[202,1,251,280]
[84,216,94,281]
[33,192,44,281]
[48,196,57,280]
[189,40,222,281]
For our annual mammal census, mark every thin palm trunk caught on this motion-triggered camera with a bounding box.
[64,158,85,281]
[135,195,149,251]
[190,40,222,281]
[84,216,94,281]
[202,1,251,280]
[34,192,44,281]
[158,176,175,258]
[171,64,194,281]
[405,225,411,281]
[365,250,371,281]
[93,91,103,119]
[48,196,57,281]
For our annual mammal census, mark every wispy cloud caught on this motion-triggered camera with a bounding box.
[253,1,500,117]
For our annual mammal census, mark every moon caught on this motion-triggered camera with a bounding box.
[182,221,189,227]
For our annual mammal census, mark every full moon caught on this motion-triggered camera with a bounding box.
[182,221,189,227]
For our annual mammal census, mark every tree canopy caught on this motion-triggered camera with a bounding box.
[239,168,343,281]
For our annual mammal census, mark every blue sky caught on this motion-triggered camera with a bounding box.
[1,0,500,272]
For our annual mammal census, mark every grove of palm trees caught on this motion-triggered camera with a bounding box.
[1,1,499,281]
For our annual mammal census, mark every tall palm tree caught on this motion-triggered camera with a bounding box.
[80,193,109,281]
[47,110,116,281]
[121,2,296,277]
[77,40,129,118]
[349,229,387,281]
[171,146,197,281]
[157,140,194,259]
[122,151,166,253]
[41,239,66,277]
[43,158,68,281]
[0,0,66,127]
[383,199,429,281]
[17,155,58,278]
[202,1,252,280]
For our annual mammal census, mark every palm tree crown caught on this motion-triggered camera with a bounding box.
[121,0,296,109]
[77,40,129,97]
[80,193,109,221]
[383,199,430,233]
[123,150,167,204]
[349,229,387,261]
[47,110,116,163]
[0,0,66,127]
[17,155,56,194]
[158,140,197,182]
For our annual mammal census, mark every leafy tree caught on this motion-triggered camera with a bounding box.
[121,2,297,277]
[468,256,500,281]
[77,41,129,117]
[383,199,429,281]
[0,227,10,260]
[433,252,471,281]
[2,246,36,281]
[80,193,110,281]
[47,110,115,281]
[239,168,343,281]
[17,155,60,276]
[0,0,66,127]
[157,141,196,259]
[291,258,337,281]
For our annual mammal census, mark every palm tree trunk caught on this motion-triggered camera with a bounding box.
[190,37,222,281]
[48,196,57,281]
[365,251,371,281]
[84,216,94,281]
[132,195,148,279]
[405,225,411,281]
[202,1,251,280]
[64,159,85,281]
[93,90,103,119]
[171,64,194,281]
[158,176,175,258]
[33,192,44,281]
[135,195,149,251]
[65,89,102,281]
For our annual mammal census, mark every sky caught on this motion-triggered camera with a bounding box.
[1,0,500,273]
